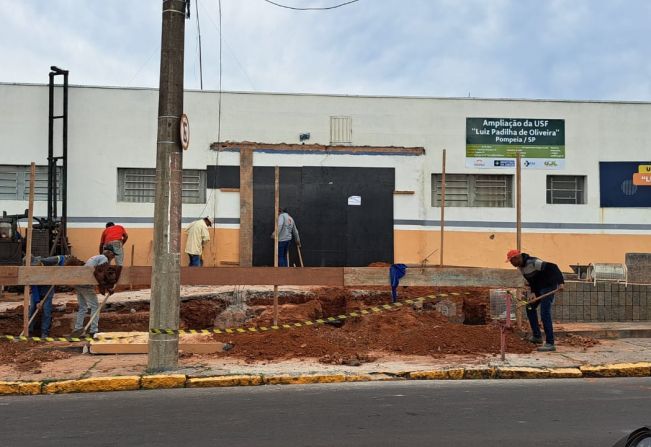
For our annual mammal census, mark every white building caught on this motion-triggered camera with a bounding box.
[1,82,650,269]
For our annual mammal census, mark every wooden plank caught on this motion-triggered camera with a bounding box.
[180,267,344,286]
[211,141,426,156]
[393,190,415,195]
[0,266,18,284]
[2,266,345,287]
[344,267,525,288]
[239,146,253,267]
[3,266,524,288]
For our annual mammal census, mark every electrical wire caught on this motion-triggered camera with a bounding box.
[217,0,223,144]
[262,0,360,10]
[199,1,257,91]
[195,0,204,90]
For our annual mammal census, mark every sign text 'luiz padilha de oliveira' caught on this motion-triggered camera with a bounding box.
[465,118,565,170]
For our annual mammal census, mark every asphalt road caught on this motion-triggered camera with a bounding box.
[1,378,650,446]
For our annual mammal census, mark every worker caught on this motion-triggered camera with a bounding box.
[27,255,65,337]
[99,222,128,266]
[506,249,565,352]
[70,247,116,337]
[276,208,300,267]
[184,217,212,267]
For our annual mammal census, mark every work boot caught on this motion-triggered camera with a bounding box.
[70,329,84,338]
[537,343,556,352]
[528,335,543,344]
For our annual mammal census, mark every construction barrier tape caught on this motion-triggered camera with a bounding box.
[149,292,470,337]
[0,292,470,343]
[0,333,149,343]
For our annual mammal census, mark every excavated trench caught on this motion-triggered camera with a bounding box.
[0,287,530,368]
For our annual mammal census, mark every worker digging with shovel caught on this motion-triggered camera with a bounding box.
[506,249,565,352]
[70,247,121,338]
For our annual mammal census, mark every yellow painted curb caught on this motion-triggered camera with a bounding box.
[496,367,550,379]
[0,381,42,396]
[409,368,465,380]
[548,368,583,378]
[187,375,263,388]
[141,374,187,390]
[463,367,496,380]
[264,374,373,385]
[580,362,651,378]
[44,376,141,394]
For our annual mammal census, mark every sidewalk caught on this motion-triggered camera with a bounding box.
[1,338,650,385]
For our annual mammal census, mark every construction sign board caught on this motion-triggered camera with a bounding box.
[466,117,565,170]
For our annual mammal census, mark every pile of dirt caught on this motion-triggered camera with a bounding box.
[211,298,535,362]
[0,342,72,372]
[0,298,230,336]
[557,334,600,350]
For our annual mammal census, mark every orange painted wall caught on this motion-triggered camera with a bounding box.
[65,227,651,271]
[394,230,651,270]
[67,227,239,267]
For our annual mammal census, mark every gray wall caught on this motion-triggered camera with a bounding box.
[554,281,651,322]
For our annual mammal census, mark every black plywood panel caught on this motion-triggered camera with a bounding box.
[252,166,394,267]
[207,165,240,189]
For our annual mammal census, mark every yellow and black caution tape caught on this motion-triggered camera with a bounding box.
[150,292,469,336]
[1,335,94,343]
[0,333,146,343]
[0,292,470,343]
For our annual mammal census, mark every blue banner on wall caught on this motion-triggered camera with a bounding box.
[600,162,651,207]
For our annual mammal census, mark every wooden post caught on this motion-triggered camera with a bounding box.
[439,149,446,267]
[130,245,135,290]
[22,162,36,336]
[239,147,254,267]
[273,166,279,326]
[516,151,522,251]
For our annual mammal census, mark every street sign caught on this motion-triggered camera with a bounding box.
[180,113,190,150]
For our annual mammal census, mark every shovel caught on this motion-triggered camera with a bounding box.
[20,285,56,337]
[297,244,304,267]
[516,287,562,308]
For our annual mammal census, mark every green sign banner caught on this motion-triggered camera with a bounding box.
[466,118,565,159]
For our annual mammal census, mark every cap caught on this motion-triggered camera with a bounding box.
[505,249,521,262]
[203,217,212,227]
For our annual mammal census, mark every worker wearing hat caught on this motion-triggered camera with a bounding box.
[184,217,212,267]
[70,247,116,337]
[506,249,565,352]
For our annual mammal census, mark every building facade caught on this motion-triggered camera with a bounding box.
[1,83,650,270]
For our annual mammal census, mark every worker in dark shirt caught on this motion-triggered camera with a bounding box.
[507,249,565,352]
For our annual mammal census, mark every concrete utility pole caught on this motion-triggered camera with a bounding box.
[148,0,187,371]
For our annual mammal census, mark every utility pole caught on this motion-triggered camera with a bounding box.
[148,0,188,371]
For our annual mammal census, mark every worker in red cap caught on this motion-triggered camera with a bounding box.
[506,249,564,352]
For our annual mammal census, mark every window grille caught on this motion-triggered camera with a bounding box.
[547,175,586,204]
[432,174,513,207]
[117,168,206,204]
[0,165,61,201]
[330,116,352,144]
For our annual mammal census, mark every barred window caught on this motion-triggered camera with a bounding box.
[547,175,586,204]
[330,116,352,145]
[117,168,206,204]
[432,174,513,207]
[0,165,62,201]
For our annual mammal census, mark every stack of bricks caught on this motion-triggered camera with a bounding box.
[554,281,651,322]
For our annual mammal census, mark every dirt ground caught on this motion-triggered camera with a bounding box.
[0,286,549,371]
